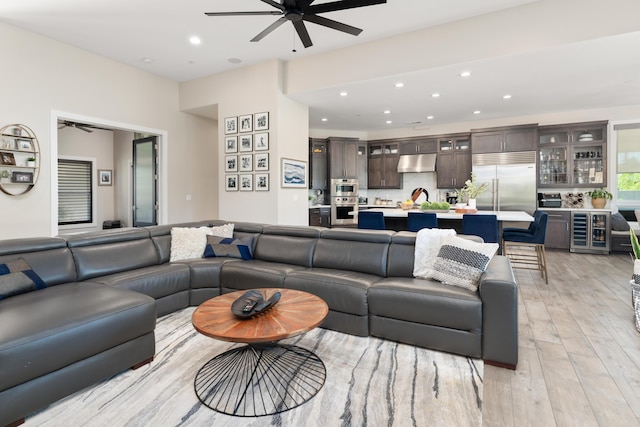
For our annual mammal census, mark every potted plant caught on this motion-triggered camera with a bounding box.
[457,173,488,209]
[585,188,612,209]
[0,169,11,183]
[26,157,36,168]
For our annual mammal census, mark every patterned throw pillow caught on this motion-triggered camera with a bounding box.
[170,224,234,262]
[427,235,499,291]
[203,235,253,260]
[0,258,47,300]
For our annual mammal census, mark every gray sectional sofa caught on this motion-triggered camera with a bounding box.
[0,220,518,426]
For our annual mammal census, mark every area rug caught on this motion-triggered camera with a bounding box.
[27,308,483,426]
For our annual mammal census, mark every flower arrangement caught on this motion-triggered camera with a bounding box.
[457,173,489,200]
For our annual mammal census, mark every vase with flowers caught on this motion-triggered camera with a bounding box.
[457,173,489,209]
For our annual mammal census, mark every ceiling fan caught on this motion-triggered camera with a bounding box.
[205,0,387,48]
[58,120,112,133]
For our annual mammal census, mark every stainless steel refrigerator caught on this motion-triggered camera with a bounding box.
[472,151,537,214]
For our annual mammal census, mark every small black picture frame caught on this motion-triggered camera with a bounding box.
[12,171,33,184]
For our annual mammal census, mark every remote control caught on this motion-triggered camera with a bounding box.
[253,291,281,313]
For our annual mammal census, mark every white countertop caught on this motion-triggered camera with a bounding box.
[357,208,534,222]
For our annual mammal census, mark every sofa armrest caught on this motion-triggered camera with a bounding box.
[478,255,518,369]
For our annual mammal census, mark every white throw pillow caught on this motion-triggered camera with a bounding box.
[426,235,499,291]
[413,228,457,279]
[170,224,234,262]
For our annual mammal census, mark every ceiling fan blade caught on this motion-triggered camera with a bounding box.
[205,11,281,17]
[76,125,93,133]
[251,17,288,42]
[293,21,313,48]
[303,14,362,36]
[306,0,386,14]
[260,0,286,11]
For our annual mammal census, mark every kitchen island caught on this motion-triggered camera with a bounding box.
[352,208,533,234]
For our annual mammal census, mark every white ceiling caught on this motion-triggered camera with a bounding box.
[2,0,640,132]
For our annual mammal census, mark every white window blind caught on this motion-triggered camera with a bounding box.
[616,127,640,173]
[58,159,93,225]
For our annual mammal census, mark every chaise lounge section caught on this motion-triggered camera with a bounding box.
[0,220,518,426]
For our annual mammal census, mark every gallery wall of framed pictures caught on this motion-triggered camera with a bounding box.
[224,112,270,192]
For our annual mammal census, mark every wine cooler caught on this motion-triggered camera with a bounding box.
[570,211,610,253]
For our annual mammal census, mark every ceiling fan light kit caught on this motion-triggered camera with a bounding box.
[206,0,387,48]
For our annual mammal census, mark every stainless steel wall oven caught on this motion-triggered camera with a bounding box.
[330,178,358,225]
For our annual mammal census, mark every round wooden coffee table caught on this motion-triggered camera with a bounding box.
[192,288,329,417]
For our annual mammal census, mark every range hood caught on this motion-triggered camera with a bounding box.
[397,153,437,173]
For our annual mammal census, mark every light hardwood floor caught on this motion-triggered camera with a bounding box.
[483,249,640,426]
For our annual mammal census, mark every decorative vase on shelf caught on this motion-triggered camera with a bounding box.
[27,161,35,168]
[467,198,477,209]
[591,198,606,209]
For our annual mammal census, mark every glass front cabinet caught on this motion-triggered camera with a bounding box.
[538,121,607,188]
[570,211,610,254]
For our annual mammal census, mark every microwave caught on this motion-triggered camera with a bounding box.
[538,192,562,208]
[331,178,358,197]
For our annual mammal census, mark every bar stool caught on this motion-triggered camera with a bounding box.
[502,211,549,284]
[407,212,438,232]
[358,211,385,230]
[462,214,499,243]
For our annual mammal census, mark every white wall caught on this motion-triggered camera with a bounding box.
[0,22,216,238]
[180,60,309,225]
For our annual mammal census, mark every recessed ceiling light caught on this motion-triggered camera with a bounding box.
[228,58,242,64]
[431,93,440,98]
[427,116,434,120]
[321,118,328,122]
[394,82,404,88]
[339,91,348,97]
[383,110,391,114]
[386,120,392,124]
[503,94,512,99]
[473,110,481,114]
[142,58,153,63]
[189,36,201,45]
[460,71,471,77]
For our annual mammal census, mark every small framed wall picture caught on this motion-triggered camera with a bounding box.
[17,139,32,151]
[225,155,238,172]
[0,151,16,165]
[224,117,238,135]
[239,174,253,191]
[254,112,269,131]
[255,173,269,191]
[239,134,253,152]
[12,171,33,184]
[254,132,269,151]
[98,169,112,186]
[255,152,269,171]
[239,154,253,172]
[225,136,238,153]
[225,174,238,191]
[239,114,253,133]
[281,158,307,188]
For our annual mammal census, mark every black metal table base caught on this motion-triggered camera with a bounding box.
[194,343,326,417]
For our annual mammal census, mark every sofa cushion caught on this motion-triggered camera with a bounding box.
[0,282,156,393]
[170,224,234,262]
[611,212,629,231]
[92,264,190,301]
[427,235,499,291]
[284,268,381,316]
[204,235,253,260]
[0,259,47,300]
[369,277,482,333]
[220,260,306,290]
